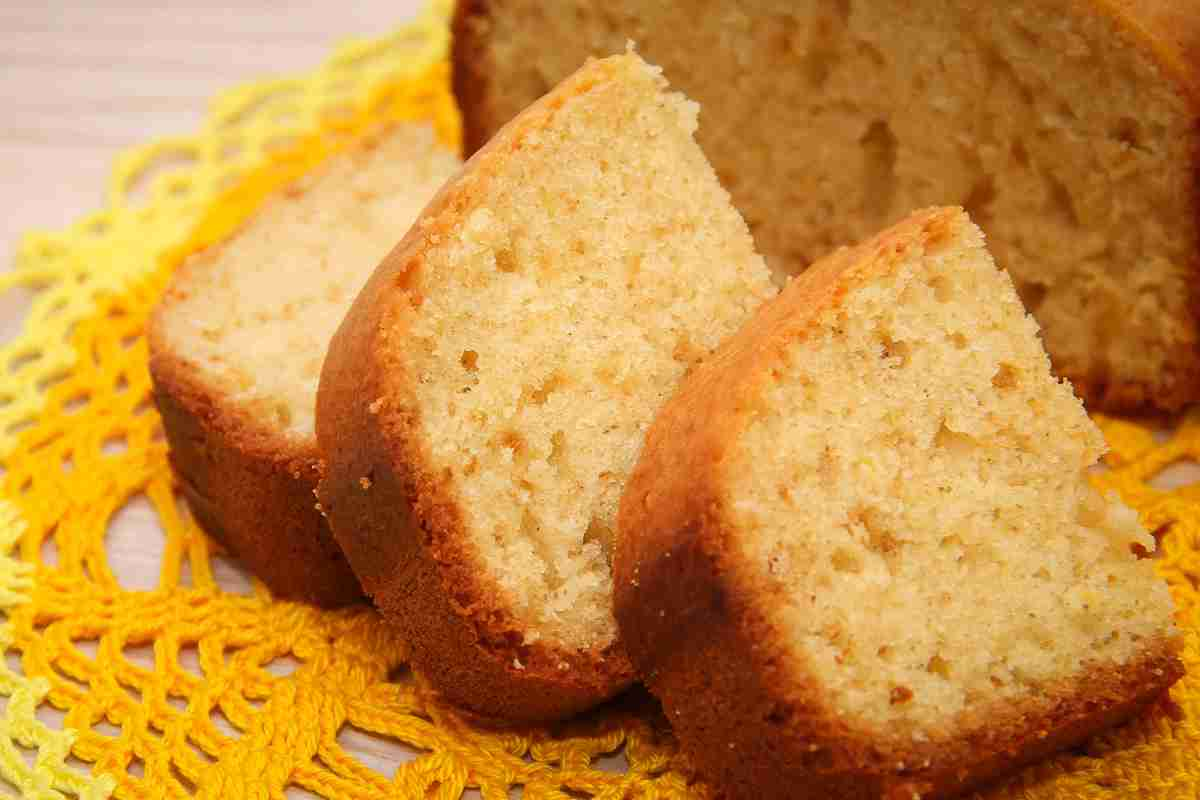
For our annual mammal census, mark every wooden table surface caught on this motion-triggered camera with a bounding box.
[2,3,1197,797]
[1,1,422,271]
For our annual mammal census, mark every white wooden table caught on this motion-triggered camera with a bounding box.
[1,0,422,273]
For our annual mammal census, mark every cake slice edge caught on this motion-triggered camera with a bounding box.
[613,206,1184,799]
[310,55,716,722]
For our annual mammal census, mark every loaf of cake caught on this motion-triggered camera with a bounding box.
[615,207,1183,800]
[148,123,459,606]
[315,52,775,721]
[452,0,1200,413]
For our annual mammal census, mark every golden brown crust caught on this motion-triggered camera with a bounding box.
[147,314,362,608]
[451,0,498,158]
[315,57,636,723]
[449,0,1200,415]
[1096,0,1200,102]
[615,207,1185,799]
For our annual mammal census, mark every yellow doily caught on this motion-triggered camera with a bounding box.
[2,3,1199,798]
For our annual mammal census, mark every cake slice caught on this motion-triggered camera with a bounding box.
[615,207,1183,799]
[452,0,1200,413]
[316,52,775,721]
[149,123,459,606]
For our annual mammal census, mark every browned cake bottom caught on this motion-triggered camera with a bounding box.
[153,376,362,607]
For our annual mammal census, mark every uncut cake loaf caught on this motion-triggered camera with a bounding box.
[316,52,774,721]
[452,0,1200,413]
[615,207,1182,800]
[149,123,459,606]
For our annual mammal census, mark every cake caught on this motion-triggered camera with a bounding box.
[452,0,1200,413]
[315,52,775,721]
[615,207,1183,799]
[148,123,459,606]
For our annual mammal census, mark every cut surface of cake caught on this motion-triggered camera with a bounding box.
[316,51,774,720]
[149,123,459,606]
[615,207,1182,799]
[453,0,1200,413]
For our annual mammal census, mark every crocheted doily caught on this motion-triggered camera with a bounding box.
[1,3,1198,798]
